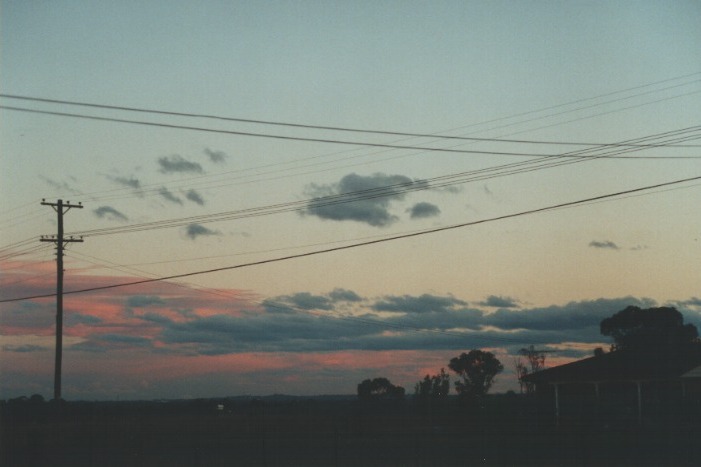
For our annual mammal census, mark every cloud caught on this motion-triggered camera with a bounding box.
[158,155,203,174]
[127,295,166,308]
[2,344,48,353]
[407,202,440,219]
[70,333,153,353]
[93,206,128,222]
[264,292,334,312]
[185,189,205,205]
[678,297,701,307]
[479,295,520,308]
[302,173,428,227]
[329,288,363,302]
[204,148,227,163]
[40,175,82,195]
[589,240,620,250]
[185,223,220,240]
[4,264,692,399]
[630,244,649,251]
[66,313,103,325]
[158,187,183,205]
[106,175,141,190]
[373,294,468,314]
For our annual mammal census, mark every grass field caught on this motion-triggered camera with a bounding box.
[2,394,700,466]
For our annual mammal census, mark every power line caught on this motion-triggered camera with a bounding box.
[3,174,698,304]
[3,76,700,147]
[63,127,701,239]
[3,99,701,160]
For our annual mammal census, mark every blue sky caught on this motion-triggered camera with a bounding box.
[1,1,700,399]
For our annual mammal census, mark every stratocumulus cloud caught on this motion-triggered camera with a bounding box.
[407,202,440,219]
[185,189,205,205]
[589,240,620,250]
[185,223,220,240]
[106,175,141,190]
[158,187,183,205]
[2,264,693,399]
[158,155,203,174]
[204,148,227,163]
[302,173,429,227]
[479,295,520,308]
[93,205,128,222]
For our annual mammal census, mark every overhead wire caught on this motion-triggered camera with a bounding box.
[2,173,698,304]
[2,75,700,147]
[4,73,698,209]
[63,126,701,239]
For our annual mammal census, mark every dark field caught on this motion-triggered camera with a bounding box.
[3,394,700,466]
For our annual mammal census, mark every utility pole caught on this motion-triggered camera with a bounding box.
[40,199,83,401]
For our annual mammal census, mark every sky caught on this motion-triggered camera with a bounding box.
[1,0,700,400]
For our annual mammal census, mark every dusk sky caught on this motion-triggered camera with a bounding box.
[1,1,700,400]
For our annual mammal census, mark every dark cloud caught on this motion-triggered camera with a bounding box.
[372,294,468,314]
[678,297,701,307]
[139,312,173,325]
[66,313,103,325]
[98,334,153,346]
[158,155,203,174]
[204,148,227,163]
[126,295,166,308]
[407,202,440,219]
[155,295,664,355]
[106,175,141,190]
[70,334,153,352]
[589,240,619,250]
[329,288,363,302]
[93,206,128,222]
[265,292,334,312]
[2,344,48,353]
[185,223,220,240]
[0,302,54,330]
[158,187,183,205]
[479,295,520,308]
[185,189,205,205]
[302,173,429,227]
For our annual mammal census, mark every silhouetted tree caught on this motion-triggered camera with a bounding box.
[414,368,450,399]
[600,306,698,351]
[515,345,549,394]
[448,350,503,399]
[357,377,405,400]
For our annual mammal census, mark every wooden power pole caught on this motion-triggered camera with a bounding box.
[40,199,83,401]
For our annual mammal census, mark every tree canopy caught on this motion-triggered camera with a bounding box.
[357,377,405,400]
[414,368,450,399]
[448,350,503,399]
[600,306,698,351]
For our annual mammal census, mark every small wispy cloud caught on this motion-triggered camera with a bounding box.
[2,344,49,353]
[589,240,619,250]
[158,155,203,174]
[93,206,128,222]
[40,175,82,195]
[185,223,220,240]
[158,187,183,205]
[185,189,205,205]
[630,244,649,251]
[478,295,520,308]
[407,202,440,219]
[106,175,141,190]
[204,148,227,164]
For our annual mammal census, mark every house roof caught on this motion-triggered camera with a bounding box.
[521,344,701,385]
[682,365,701,379]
